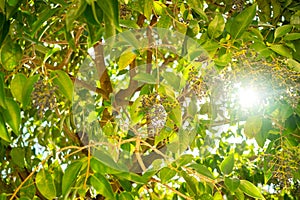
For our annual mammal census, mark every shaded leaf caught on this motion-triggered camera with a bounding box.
[0,38,22,71]
[36,169,56,199]
[220,154,234,175]
[10,147,25,168]
[239,180,264,199]
[10,73,26,104]
[133,73,157,84]
[31,8,59,37]
[22,74,40,108]
[0,72,6,108]
[274,25,292,39]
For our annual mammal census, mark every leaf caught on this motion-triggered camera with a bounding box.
[118,48,137,70]
[269,44,292,58]
[133,72,157,84]
[181,170,198,196]
[62,161,83,196]
[36,169,56,199]
[31,8,59,37]
[255,119,272,147]
[244,116,263,139]
[10,73,27,104]
[118,192,134,200]
[89,173,114,199]
[162,71,180,90]
[284,33,300,41]
[0,72,6,108]
[51,70,74,101]
[188,163,215,180]
[208,14,225,38]
[239,180,264,199]
[287,58,300,72]
[140,0,152,20]
[22,74,40,108]
[159,167,177,183]
[0,114,10,142]
[225,177,240,192]
[10,147,25,168]
[187,0,208,21]
[2,98,21,135]
[66,0,87,31]
[235,188,245,200]
[170,104,182,127]
[0,38,22,71]
[229,4,257,40]
[274,25,292,39]
[220,154,234,175]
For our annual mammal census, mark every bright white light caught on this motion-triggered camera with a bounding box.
[238,87,259,108]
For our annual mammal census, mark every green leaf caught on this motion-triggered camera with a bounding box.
[229,3,257,40]
[62,161,83,196]
[274,25,292,39]
[2,98,20,135]
[235,188,245,200]
[181,170,198,196]
[133,73,157,84]
[0,114,10,142]
[187,0,208,21]
[140,0,152,20]
[118,48,137,70]
[118,192,134,200]
[225,177,240,192]
[10,73,27,104]
[89,173,114,199]
[244,116,263,139]
[66,0,87,31]
[208,14,225,38]
[287,58,300,71]
[31,8,59,37]
[284,33,300,41]
[10,147,25,168]
[188,163,215,180]
[239,180,264,199]
[162,71,180,90]
[0,72,6,108]
[51,70,74,101]
[170,104,182,127]
[255,119,272,147]
[159,167,177,183]
[269,44,292,58]
[36,169,56,199]
[220,154,234,175]
[22,74,40,108]
[0,38,22,71]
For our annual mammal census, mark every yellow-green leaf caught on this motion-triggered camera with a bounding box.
[3,98,20,135]
[225,177,240,192]
[62,161,83,196]
[52,70,74,101]
[239,180,264,199]
[244,116,262,138]
[0,38,22,71]
[274,25,292,39]
[118,48,137,70]
[10,73,27,104]
[269,44,292,58]
[89,173,114,199]
[208,14,225,38]
[36,169,57,199]
[0,72,6,108]
[0,114,10,142]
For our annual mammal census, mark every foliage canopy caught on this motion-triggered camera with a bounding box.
[0,0,300,199]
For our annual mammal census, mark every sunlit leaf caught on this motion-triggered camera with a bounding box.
[269,44,292,58]
[274,25,292,39]
[133,73,157,84]
[188,163,215,180]
[62,161,83,196]
[10,73,26,104]
[220,154,234,175]
[244,116,262,138]
[89,173,114,199]
[36,169,56,199]
[229,3,256,40]
[159,167,177,183]
[3,98,21,135]
[208,14,225,38]
[239,180,264,199]
[51,70,74,101]
[0,114,10,142]
[0,38,22,71]
[225,177,240,192]
[118,48,137,70]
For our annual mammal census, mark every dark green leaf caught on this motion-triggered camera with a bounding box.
[51,70,74,101]
[239,180,264,199]
[89,173,114,199]
[36,169,56,199]
[229,4,257,40]
[10,147,25,168]
[220,154,234,175]
[62,161,83,196]
[3,98,20,135]
[225,177,240,192]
